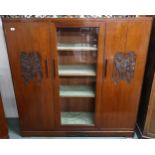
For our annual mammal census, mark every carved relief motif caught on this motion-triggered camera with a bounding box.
[112,52,136,84]
[20,52,42,83]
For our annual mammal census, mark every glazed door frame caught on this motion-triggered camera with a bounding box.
[52,23,106,130]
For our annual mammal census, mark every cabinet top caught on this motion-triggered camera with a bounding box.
[2,17,152,23]
[2,17,152,27]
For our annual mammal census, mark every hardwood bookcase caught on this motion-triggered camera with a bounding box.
[2,17,152,137]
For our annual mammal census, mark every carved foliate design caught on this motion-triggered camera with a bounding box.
[112,52,136,84]
[20,52,42,83]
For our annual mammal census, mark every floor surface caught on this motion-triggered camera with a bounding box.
[7,118,138,139]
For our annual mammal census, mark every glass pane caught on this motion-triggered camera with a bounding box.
[57,27,98,126]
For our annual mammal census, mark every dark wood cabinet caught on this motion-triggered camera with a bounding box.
[0,93,8,138]
[3,18,152,137]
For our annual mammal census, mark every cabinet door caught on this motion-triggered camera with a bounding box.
[0,94,8,138]
[3,22,55,131]
[99,20,152,130]
[53,26,104,128]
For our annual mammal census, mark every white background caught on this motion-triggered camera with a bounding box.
[0,18,18,117]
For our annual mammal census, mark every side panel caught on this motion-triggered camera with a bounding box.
[143,73,155,137]
[0,94,8,138]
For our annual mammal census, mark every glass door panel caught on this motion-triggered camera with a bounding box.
[57,27,98,126]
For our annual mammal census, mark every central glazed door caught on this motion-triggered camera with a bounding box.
[98,20,152,130]
[4,22,56,131]
[53,24,105,129]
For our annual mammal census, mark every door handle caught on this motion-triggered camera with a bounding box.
[52,59,56,79]
[104,59,108,78]
[44,59,49,78]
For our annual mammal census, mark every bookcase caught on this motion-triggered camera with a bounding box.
[2,17,152,137]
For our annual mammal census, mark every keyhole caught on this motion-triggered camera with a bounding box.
[10,27,15,31]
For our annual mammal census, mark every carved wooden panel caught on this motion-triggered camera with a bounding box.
[112,52,136,83]
[20,52,43,83]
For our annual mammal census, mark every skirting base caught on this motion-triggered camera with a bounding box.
[21,130,134,137]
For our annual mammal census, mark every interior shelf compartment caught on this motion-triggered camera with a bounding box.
[58,65,96,76]
[61,112,94,125]
[60,85,95,97]
[57,43,97,51]
[61,98,95,112]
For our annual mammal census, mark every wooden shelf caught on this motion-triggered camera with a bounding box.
[61,112,94,125]
[58,43,97,51]
[59,65,96,76]
[60,85,95,97]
